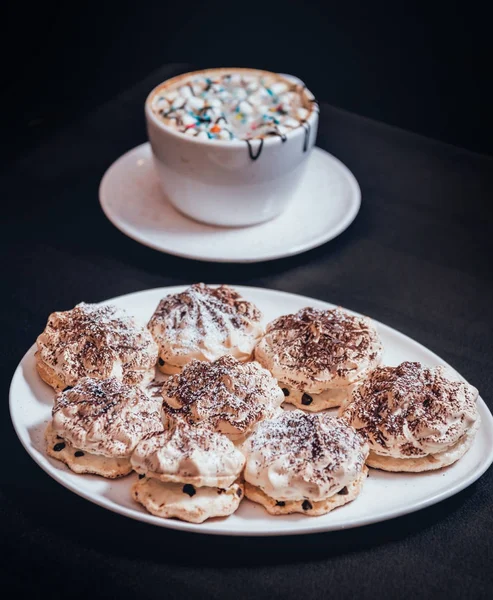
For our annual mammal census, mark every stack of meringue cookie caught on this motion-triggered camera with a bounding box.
[36,283,481,524]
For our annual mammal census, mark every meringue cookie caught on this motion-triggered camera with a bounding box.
[48,377,163,477]
[130,414,245,522]
[242,410,369,515]
[244,468,368,516]
[36,302,158,391]
[147,283,263,374]
[161,356,285,441]
[339,361,480,471]
[255,307,383,410]
[45,423,133,478]
[131,423,245,488]
[132,478,244,523]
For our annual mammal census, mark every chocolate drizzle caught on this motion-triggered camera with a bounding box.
[309,98,320,113]
[267,129,287,143]
[246,138,264,161]
[302,121,311,152]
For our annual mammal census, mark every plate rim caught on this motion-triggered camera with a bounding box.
[9,285,493,537]
[98,143,362,264]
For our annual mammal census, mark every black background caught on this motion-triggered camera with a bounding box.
[1,0,492,160]
[2,1,493,598]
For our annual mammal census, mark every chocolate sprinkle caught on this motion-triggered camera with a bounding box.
[301,393,313,405]
[183,484,196,497]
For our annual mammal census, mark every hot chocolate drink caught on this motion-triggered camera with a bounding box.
[145,67,320,226]
[150,68,317,156]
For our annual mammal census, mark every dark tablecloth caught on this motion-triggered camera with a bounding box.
[2,64,492,599]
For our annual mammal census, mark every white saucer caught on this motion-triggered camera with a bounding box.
[99,143,361,263]
[10,286,493,537]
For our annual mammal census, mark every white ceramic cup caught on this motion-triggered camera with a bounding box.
[145,68,319,227]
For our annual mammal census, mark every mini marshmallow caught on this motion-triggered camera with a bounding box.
[153,97,170,111]
[172,96,186,109]
[270,81,289,95]
[182,114,197,126]
[246,81,259,92]
[186,96,205,111]
[179,85,193,99]
[233,88,248,100]
[247,91,266,106]
[218,129,231,140]
[283,117,300,128]
[164,90,178,102]
[238,101,253,115]
[297,107,309,121]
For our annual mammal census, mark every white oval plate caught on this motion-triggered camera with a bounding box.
[10,286,493,536]
[99,144,361,263]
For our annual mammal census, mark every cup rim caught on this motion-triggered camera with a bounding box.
[144,67,318,149]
